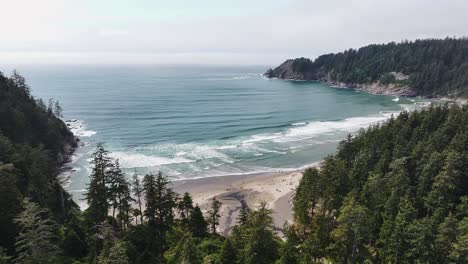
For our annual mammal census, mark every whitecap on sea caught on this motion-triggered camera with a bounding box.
[66,119,97,137]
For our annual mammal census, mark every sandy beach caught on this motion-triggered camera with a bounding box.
[173,169,307,236]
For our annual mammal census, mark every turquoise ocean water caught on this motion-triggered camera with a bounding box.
[2,65,426,204]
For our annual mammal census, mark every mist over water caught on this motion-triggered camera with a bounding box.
[8,65,427,202]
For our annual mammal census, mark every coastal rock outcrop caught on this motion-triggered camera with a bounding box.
[265,59,416,97]
[265,38,468,98]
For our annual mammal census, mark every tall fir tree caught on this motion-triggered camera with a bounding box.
[178,192,194,221]
[143,172,176,259]
[131,170,144,225]
[206,197,222,235]
[85,144,113,225]
[219,238,237,264]
[189,205,208,238]
[242,202,280,264]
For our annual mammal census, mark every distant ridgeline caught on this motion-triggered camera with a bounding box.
[266,38,468,98]
[0,71,76,253]
[293,104,468,263]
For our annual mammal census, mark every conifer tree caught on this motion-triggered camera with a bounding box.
[189,205,208,238]
[293,167,322,226]
[219,238,237,264]
[450,217,468,263]
[10,70,30,97]
[53,100,62,118]
[85,144,113,225]
[100,241,130,264]
[14,199,59,264]
[131,170,144,224]
[278,224,300,264]
[109,160,133,231]
[143,172,176,258]
[242,202,280,264]
[0,163,22,252]
[331,196,371,264]
[384,196,416,263]
[206,197,222,235]
[94,221,117,263]
[178,192,194,221]
[166,233,203,264]
[237,202,250,225]
[435,213,458,262]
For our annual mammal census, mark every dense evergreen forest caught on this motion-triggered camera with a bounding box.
[0,71,77,260]
[266,38,468,98]
[1,73,467,263]
[293,104,468,263]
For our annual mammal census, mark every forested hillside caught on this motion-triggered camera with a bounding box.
[292,104,468,263]
[0,71,77,256]
[266,38,468,98]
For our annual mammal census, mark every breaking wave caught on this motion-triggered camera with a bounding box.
[66,119,96,137]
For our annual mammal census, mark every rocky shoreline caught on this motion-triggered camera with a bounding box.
[320,78,417,97]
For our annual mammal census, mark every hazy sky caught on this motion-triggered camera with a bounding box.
[1,0,467,65]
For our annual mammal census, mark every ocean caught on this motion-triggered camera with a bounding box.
[2,64,426,203]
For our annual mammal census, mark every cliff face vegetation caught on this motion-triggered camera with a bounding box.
[0,71,77,255]
[266,38,468,98]
[293,104,468,263]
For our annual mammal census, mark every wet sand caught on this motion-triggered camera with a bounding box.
[172,169,308,235]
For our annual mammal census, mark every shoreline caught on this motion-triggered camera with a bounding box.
[172,167,313,235]
[266,74,467,103]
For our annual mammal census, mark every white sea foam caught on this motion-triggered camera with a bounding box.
[215,145,237,150]
[282,115,393,139]
[123,112,397,171]
[84,111,401,176]
[392,97,400,102]
[66,119,97,137]
[242,134,282,144]
[110,152,193,168]
[292,122,307,126]
[173,161,323,181]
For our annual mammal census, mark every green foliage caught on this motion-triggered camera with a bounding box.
[166,233,203,264]
[379,72,396,85]
[269,38,468,97]
[100,241,130,264]
[178,192,194,222]
[206,197,222,235]
[330,195,371,263]
[292,104,468,262]
[237,202,250,225]
[189,206,208,238]
[0,71,76,252]
[278,224,300,264]
[109,160,134,232]
[235,202,281,264]
[450,217,468,263]
[143,172,177,260]
[62,228,87,259]
[131,171,144,225]
[84,144,113,226]
[219,238,237,264]
[0,247,12,264]
[14,199,59,264]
